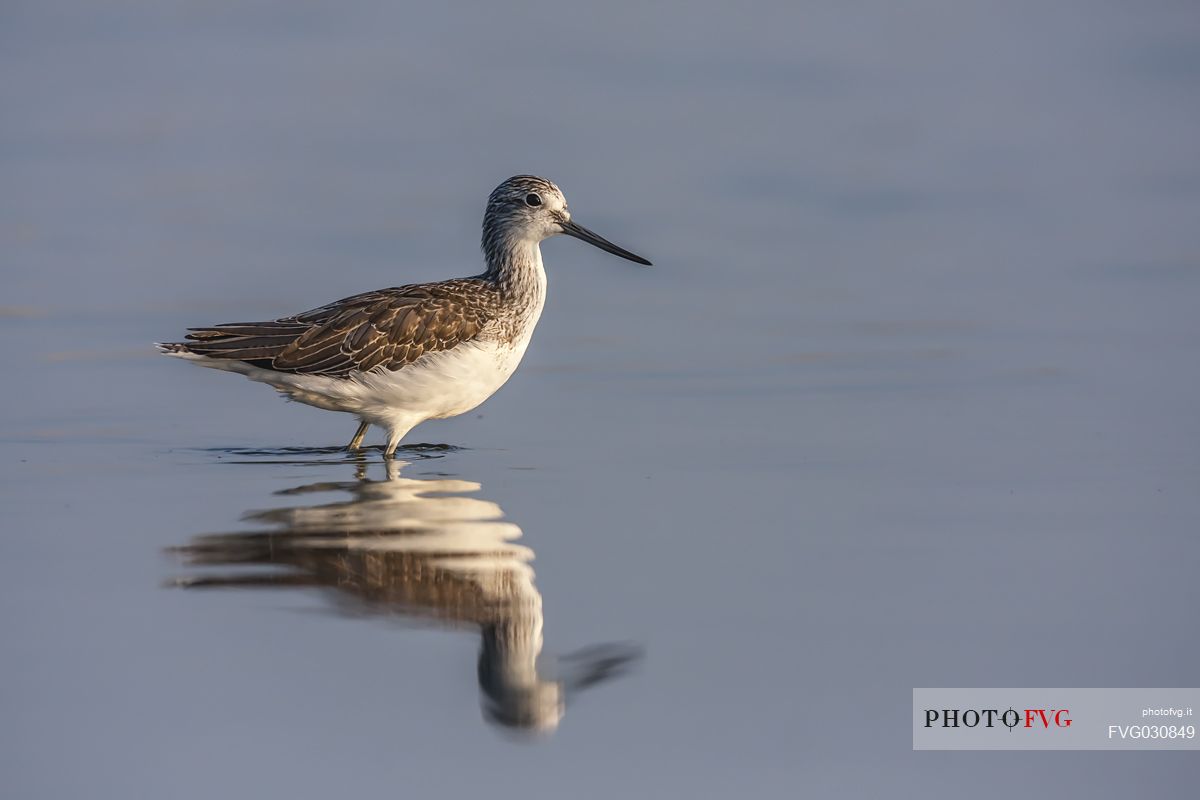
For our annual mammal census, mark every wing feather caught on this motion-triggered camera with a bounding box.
[165,279,501,378]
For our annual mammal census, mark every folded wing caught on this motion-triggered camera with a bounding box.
[173,280,500,378]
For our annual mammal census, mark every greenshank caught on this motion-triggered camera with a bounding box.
[159,176,651,456]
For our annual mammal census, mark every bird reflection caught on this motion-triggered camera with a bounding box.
[170,458,640,734]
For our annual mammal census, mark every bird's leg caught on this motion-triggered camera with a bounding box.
[383,423,415,459]
[347,420,369,451]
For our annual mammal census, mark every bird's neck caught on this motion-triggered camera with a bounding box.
[482,234,547,314]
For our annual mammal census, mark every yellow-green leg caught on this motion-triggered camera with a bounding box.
[347,420,369,451]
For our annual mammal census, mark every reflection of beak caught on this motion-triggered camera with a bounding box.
[559,218,652,266]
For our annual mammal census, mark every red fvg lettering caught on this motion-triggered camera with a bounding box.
[1024,709,1072,728]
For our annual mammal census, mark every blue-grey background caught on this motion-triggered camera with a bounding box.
[2,1,1198,796]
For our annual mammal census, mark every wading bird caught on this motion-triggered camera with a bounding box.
[159,176,650,456]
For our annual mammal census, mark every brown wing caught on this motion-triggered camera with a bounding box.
[173,279,501,377]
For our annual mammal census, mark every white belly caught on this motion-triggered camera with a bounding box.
[261,334,525,424]
[354,337,528,420]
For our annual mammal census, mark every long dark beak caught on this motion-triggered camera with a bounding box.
[560,218,652,266]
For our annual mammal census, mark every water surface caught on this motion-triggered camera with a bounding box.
[2,1,1199,797]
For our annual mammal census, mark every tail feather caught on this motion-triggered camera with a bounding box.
[186,323,308,341]
[159,322,311,368]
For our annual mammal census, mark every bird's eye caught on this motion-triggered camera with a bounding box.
[524,193,542,207]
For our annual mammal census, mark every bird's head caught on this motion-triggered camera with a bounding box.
[483,175,651,266]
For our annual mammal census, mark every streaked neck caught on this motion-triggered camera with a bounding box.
[482,234,546,310]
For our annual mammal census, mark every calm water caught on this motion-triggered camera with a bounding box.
[3,2,1199,796]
